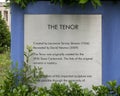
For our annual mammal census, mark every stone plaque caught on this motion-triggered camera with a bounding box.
[24,15,102,88]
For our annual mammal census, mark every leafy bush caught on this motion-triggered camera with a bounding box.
[0,51,10,69]
[0,14,10,53]
[1,46,120,96]
[50,0,101,8]
[6,0,101,9]
[93,80,120,96]
[0,46,44,96]
[47,82,94,96]
[6,0,119,9]
[0,51,10,85]
[35,81,120,96]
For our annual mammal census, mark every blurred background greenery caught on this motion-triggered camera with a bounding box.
[0,14,11,84]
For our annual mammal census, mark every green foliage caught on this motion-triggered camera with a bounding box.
[0,46,45,96]
[0,15,10,53]
[0,51,10,68]
[92,80,120,96]
[6,0,120,9]
[23,46,45,87]
[35,81,120,96]
[6,0,37,8]
[1,47,120,96]
[0,51,10,85]
[1,51,120,95]
[6,0,102,9]
[1,70,120,96]
[51,0,101,8]
[47,82,94,96]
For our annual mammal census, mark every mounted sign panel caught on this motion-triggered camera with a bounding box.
[24,15,102,88]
